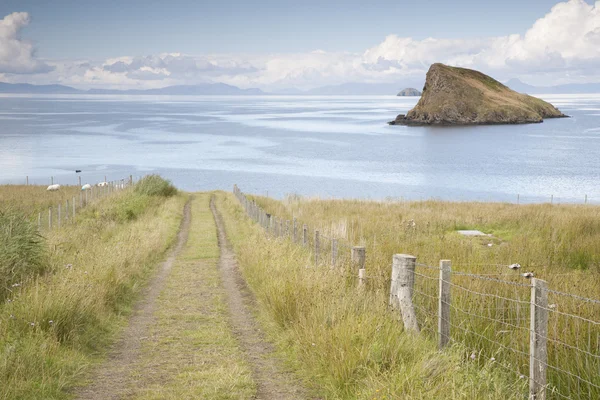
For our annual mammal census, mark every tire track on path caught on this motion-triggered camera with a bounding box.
[75,198,191,400]
[210,195,312,400]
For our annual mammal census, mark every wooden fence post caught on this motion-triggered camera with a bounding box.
[438,260,451,349]
[266,214,271,234]
[72,197,76,218]
[51,176,54,185]
[293,218,297,242]
[331,238,338,268]
[352,247,366,287]
[303,224,308,247]
[285,220,289,237]
[65,200,69,221]
[26,176,29,185]
[529,278,549,400]
[48,208,52,230]
[279,219,283,238]
[392,254,419,332]
[314,230,320,266]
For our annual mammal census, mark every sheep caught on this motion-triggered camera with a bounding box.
[46,184,60,191]
[97,182,108,187]
[81,184,92,191]
[508,263,521,270]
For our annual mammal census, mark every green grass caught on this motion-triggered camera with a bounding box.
[246,194,600,399]
[213,192,528,399]
[0,210,47,300]
[129,194,255,399]
[0,181,186,399]
[134,175,177,197]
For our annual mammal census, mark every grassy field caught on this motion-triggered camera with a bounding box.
[0,176,185,399]
[0,184,82,216]
[214,191,530,399]
[240,193,600,399]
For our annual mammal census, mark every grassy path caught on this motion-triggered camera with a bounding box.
[75,193,308,399]
[210,196,312,399]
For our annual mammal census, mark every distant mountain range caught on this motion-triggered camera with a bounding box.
[0,82,265,96]
[3,78,599,96]
[274,82,425,95]
[505,78,600,94]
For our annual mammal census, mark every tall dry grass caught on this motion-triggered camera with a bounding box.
[247,194,600,399]
[215,192,528,399]
[0,178,185,399]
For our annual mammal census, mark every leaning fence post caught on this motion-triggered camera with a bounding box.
[314,230,320,266]
[331,238,338,268]
[438,260,451,349]
[393,254,419,332]
[303,224,308,247]
[529,278,549,400]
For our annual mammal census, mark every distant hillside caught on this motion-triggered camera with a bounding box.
[390,63,567,126]
[397,88,422,96]
[0,82,265,96]
[0,82,82,94]
[506,78,600,94]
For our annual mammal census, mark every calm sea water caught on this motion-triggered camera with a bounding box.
[1,94,599,203]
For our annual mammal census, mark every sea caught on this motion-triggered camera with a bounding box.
[1,93,599,203]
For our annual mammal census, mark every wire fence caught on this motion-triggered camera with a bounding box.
[233,185,600,400]
[35,176,137,232]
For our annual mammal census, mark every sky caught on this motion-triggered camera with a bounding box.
[0,0,599,90]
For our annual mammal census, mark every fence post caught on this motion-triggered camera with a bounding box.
[529,278,549,400]
[392,254,419,332]
[331,238,338,268]
[38,212,41,229]
[303,224,308,247]
[80,191,83,208]
[285,220,289,237]
[352,247,366,287]
[26,176,29,185]
[438,260,451,349]
[51,176,54,185]
[293,218,297,242]
[266,214,271,234]
[65,200,69,221]
[72,197,76,219]
[280,219,283,238]
[314,230,320,266]
[48,208,52,230]
[78,176,81,187]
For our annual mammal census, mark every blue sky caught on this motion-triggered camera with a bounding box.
[0,0,571,58]
[0,0,599,90]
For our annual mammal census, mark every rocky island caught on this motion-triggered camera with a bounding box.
[397,88,422,96]
[389,63,567,126]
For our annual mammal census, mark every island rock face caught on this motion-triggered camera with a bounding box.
[397,88,422,96]
[389,63,567,126]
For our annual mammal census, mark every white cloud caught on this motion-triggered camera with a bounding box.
[0,12,53,74]
[2,0,600,89]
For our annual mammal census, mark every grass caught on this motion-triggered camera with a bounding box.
[129,194,255,399]
[242,193,600,399]
[0,210,47,300]
[214,191,529,399]
[0,177,186,399]
[0,184,81,216]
